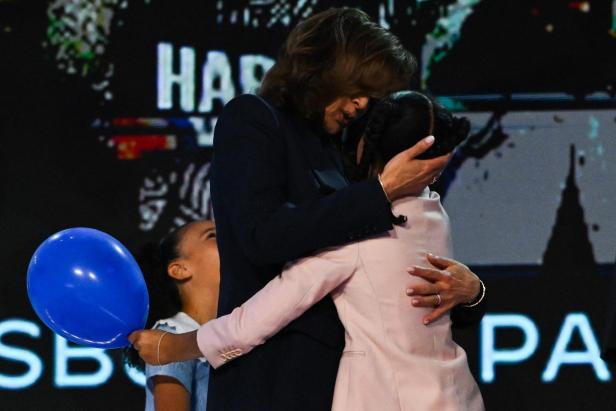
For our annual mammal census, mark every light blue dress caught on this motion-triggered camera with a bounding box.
[144,312,210,411]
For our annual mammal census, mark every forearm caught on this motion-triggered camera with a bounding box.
[197,246,357,368]
[161,331,201,363]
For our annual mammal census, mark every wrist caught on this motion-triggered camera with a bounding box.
[156,331,169,366]
[376,175,408,226]
[462,279,485,308]
[169,331,201,362]
[378,172,398,201]
[377,174,392,203]
[182,330,202,360]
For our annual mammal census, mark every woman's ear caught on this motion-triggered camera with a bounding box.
[167,261,192,281]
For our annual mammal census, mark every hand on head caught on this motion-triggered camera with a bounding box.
[379,136,452,201]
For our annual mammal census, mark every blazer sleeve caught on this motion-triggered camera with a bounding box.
[196,244,359,368]
[211,94,392,269]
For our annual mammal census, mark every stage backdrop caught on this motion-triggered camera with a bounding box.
[1,1,615,410]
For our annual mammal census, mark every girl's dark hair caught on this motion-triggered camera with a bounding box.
[352,90,471,180]
[259,7,416,128]
[123,224,191,371]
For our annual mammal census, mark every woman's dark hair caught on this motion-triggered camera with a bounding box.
[352,90,471,180]
[259,7,416,128]
[123,224,191,371]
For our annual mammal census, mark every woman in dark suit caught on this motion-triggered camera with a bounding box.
[132,7,486,411]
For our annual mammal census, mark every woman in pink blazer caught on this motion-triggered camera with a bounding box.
[132,91,485,411]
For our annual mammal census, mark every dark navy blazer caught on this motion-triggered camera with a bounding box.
[207,94,483,411]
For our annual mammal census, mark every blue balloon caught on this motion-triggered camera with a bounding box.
[27,228,149,348]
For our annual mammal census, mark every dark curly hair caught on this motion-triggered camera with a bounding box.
[259,7,416,129]
[123,224,191,371]
[350,90,471,180]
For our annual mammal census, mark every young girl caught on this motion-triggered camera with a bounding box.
[131,92,485,411]
[125,220,219,411]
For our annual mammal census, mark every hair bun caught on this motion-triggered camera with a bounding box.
[452,116,471,146]
[417,113,471,159]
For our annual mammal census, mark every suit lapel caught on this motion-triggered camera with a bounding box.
[295,125,349,194]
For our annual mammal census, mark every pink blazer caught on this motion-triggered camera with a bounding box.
[197,189,484,411]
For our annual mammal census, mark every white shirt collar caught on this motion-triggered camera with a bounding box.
[154,311,200,333]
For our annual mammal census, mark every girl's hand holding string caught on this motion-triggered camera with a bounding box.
[129,329,201,366]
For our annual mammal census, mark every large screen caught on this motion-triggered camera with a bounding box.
[1,1,615,410]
